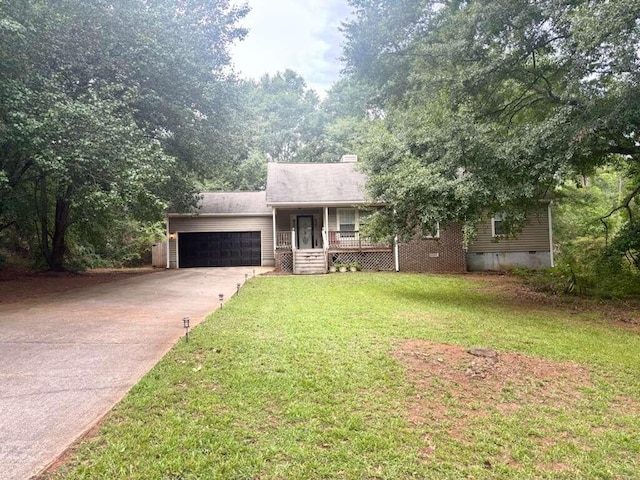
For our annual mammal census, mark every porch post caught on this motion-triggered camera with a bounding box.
[291,228,296,251]
[324,207,329,234]
[323,207,329,250]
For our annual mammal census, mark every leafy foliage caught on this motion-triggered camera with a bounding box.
[342,0,640,242]
[519,168,640,298]
[204,71,376,191]
[0,0,247,270]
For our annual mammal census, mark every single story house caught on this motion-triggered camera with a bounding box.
[166,155,553,273]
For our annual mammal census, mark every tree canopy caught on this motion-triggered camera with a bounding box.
[342,0,640,243]
[0,0,247,270]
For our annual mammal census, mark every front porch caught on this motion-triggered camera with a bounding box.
[272,207,394,274]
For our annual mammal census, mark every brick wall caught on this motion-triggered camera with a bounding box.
[398,223,466,273]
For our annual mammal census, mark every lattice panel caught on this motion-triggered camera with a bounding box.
[278,252,293,272]
[330,251,394,271]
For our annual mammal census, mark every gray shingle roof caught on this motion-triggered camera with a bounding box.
[266,162,368,205]
[194,191,270,215]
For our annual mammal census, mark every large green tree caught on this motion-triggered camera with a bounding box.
[0,0,247,270]
[203,70,369,191]
[248,70,326,164]
[342,0,640,245]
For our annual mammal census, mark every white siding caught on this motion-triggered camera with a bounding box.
[167,215,274,267]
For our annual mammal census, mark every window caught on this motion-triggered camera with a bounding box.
[337,209,373,232]
[338,208,356,231]
[337,208,374,241]
[492,212,507,237]
[424,222,440,238]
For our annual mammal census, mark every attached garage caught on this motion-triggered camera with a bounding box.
[178,231,261,268]
[167,192,274,269]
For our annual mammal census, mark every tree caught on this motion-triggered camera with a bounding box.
[0,0,247,270]
[249,70,323,163]
[342,0,640,245]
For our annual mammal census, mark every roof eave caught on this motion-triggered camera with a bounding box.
[167,212,272,217]
[267,200,384,208]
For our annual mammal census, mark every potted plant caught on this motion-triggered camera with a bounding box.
[349,262,360,272]
[334,261,347,272]
[328,264,337,273]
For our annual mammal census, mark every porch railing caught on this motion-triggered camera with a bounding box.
[276,229,391,250]
[276,230,296,249]
[328,231,390,249]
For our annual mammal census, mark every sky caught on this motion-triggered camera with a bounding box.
[230,0,352,95]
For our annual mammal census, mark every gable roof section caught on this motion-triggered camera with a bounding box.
[266,162,369,205]
[170,191,270,216]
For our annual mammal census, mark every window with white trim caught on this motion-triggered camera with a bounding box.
[337,209,373,231]
[492,212,507,237]
[338,208,356,232]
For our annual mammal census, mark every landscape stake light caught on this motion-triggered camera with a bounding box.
[245,273,248,282]
[237,282,241,294]
[218,293,224,308]
[182,316,190,342]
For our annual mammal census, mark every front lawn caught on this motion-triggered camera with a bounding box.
[45,273,640,479]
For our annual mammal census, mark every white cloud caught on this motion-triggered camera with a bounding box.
[230,0,351,95]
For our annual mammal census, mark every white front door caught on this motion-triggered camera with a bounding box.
[297,215,314,249]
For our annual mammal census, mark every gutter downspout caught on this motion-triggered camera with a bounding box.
[548,202,554,268]
[165,215,170,269]
[394,235,400,272]
[272,207,277,255]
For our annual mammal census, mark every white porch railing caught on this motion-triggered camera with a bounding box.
[276,230,295,249]
[277,230,390,250]
[328,231,390,249]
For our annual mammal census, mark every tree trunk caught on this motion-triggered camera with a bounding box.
[49,196,70,271]
[39,179,51,265]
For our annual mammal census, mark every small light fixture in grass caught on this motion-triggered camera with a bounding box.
[218,293,224,308]
[182,316,190,342]
[237,282,241,294]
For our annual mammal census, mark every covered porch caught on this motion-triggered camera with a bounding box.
[272,206,394,273]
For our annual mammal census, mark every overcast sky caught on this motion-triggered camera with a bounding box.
[230,0,352,95]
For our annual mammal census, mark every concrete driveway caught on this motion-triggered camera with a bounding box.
[0,266,272,480]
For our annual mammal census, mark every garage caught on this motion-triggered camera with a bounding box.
[178,231,261,268]
[167,191,275,269]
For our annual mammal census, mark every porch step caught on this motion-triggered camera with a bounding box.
[293,250,327,275]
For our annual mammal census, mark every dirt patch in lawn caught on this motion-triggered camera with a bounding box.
[0,267,155,305]
[394,339,597,457]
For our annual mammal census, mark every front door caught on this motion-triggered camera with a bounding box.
[297,215,314,249]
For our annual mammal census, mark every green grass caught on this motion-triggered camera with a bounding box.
[46,273,640,479]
